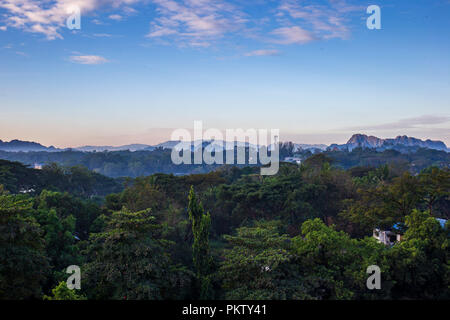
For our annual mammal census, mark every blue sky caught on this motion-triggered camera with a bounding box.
[0,0,449,147]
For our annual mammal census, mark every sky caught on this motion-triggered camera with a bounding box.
[0,0,449,148]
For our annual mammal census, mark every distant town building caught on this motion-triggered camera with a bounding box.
[284,157,302,164]
[34,163,43,170]
[19,188,35,194]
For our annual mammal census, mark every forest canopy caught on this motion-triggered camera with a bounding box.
[0,153,448,300]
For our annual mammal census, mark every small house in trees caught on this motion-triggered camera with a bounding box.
[373,218,447,246]
[373,227,403,246]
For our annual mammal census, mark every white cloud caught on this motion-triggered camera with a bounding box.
[244,49,280,57]
[271,26,315,44]
[93,33,113,37]
[274,0,362,42]
[146,0,248,47]
[145,0,362,47]
[91,18,104,25]
[109,14,122,21]
[15,51,29,57]
[0,0,363,47]
[0,0,141,39]
[69,54,109,64]
[122,6,137,15]
[346,115,450,131]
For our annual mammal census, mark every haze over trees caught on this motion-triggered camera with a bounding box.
[0,143,448,178]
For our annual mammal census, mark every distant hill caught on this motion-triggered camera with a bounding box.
[329,134,448,152]
[0,139,156,153]
[291,143,328,152]
[74,144,155,152]
[1,134,447,154]
[154,140,260,151]
[0,139,59,152]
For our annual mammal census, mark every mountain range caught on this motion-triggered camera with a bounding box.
[74,144,155,152]
[0,139,58,152]
[329,134,448,152]
[0,134,447,153]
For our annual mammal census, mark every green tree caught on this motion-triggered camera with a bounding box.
[83,208,190,299]
[35,190,102,240]
[219,221,307,299]
[387,210,449,299]
[34,207,80,289]
[418,167,450,215]
[43,281,87,300]
[292,219,390,300]
[188,186,213,299]
[341,172,423,236]
[0,194,50,299]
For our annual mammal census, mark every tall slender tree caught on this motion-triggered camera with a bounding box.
[188,186,213,299]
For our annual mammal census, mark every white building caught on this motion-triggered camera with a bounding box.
[374,218,447,246]
[373,228,402,246]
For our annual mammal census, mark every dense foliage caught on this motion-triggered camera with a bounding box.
[0,155,448,300]
[0,159,122,196]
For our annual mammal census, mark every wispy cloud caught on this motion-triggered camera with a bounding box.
[0,0,364,48]
[146,0,364,47]
[270,26,315,44]
[109,14,123,21]
[93,33,113,37]
[15,50,29,56]
[244,49,280,57]
[91,18,104,25]
[69,55,109,64]
[146,0,248,47]
[273,0,362,43]
[0,0,141,39]
[345,115,450,131]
